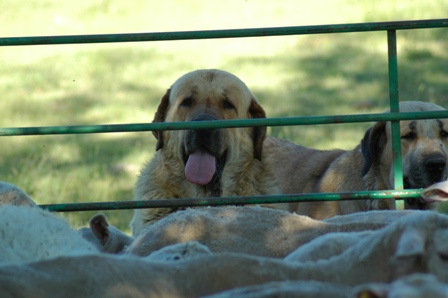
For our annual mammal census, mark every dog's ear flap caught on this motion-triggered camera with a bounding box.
[248,98,267,160]
[361,122,387,177]
[152,89,171,151]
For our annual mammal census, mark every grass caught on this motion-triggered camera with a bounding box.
[1,0,448,231]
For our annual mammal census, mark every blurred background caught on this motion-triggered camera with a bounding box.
[1,0,447,231]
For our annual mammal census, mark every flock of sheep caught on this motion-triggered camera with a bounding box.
[1,180,448,297]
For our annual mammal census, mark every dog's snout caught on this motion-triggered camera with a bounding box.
[192,114,217,122]
[424,154,447,180]
[191,114,218,137]
[185,113,221,156]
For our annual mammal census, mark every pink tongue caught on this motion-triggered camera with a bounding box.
[185,148,216,185]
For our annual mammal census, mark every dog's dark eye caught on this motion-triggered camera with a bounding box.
[441,130,448,139]
[180,97,193,107]
[223,100,236,110]
[401,131,416,141]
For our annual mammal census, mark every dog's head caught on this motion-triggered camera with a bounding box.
[361,101,448,210]
[152,69,267,186]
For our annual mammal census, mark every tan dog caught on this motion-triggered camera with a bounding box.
[130,69,282,236]
[264,101,448,219]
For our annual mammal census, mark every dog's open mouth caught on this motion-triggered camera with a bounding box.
[184,147,226,186]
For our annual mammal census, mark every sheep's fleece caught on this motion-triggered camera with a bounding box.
[0,205,98,265]
[1,205,448,297]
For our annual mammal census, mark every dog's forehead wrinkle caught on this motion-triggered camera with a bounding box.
[203,71,216,82]
[222,90,230,100]
[401,120,443,139]
[419,120,444,138]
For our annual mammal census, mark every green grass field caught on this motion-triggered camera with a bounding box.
[1,0,447,231]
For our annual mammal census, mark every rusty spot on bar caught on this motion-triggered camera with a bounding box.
[333,116,344,123]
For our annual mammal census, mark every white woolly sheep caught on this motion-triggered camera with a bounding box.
[2,210,448,298]
[124,206,406,258]
[283,210,448,285]
[78,214,133,254]
[0,205,98,265]
[287,212,418,265]
[78,208,414,258]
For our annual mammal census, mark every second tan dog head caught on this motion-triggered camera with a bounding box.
[361,101,448,209]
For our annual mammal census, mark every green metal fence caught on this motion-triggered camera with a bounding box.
[1,18,448,212]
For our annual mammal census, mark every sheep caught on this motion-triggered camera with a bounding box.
[76,208,414,258]
[1,210,447,298]
[0,205,99,265]
[278,205,442,268]
[77,177,448,258]
[78,214,133,254]
[124,206,407,258]
[0,181,36,207]
[79,208,412,258]
[282,210,448,285]
[0,181,99,264]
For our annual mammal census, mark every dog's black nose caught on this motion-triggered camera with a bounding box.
[191,114,217,135]
[424,154,447,181]
[192,114,216,122]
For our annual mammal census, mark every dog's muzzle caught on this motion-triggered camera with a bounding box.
[184,114,225,186]
[424,154,447,184]
[404,153,448,210]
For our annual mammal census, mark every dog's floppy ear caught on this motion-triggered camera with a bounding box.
[361,122,387,176]
[152,89,171,151]
[248,98,267,160]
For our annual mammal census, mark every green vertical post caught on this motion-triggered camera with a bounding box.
[387,30,404,210]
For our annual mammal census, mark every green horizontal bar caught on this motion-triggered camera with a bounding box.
[1,19,447,47]
[2,110,448,137]
[39,190,422,212]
